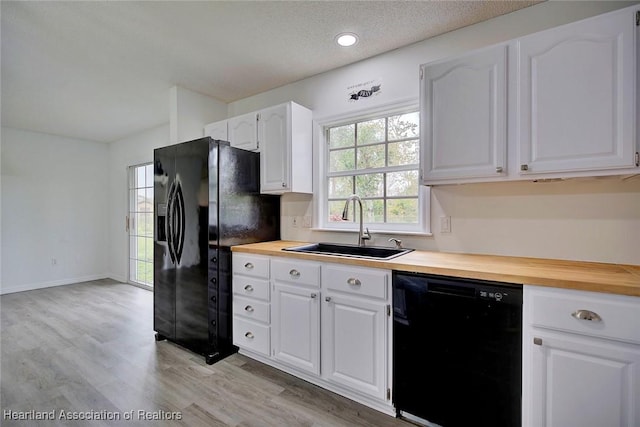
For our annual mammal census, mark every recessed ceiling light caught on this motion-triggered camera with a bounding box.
[335,32,358,47]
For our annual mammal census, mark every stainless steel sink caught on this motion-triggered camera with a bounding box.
[282,242,413,260]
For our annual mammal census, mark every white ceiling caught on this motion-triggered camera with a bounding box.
[1,1,540,143]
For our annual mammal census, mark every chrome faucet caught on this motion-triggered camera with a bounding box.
[342,194,371,247]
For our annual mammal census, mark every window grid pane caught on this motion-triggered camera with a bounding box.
[325,110,420,227]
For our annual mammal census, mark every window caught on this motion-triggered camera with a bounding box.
[321,106,429,234]
[128,163,154,287]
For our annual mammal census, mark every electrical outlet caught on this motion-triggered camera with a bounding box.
[440,216,451,233]
[51,258,57,266]
[302,216,312,228]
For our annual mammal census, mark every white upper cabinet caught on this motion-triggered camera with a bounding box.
[420,44,508,184]
[418,6,639,185]
[259,101,312,194]
[228,112,259,151]
[219,101,312,193]
[518,8,638,175]
[203,120,228,141]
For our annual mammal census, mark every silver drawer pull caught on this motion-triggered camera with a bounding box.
[244,332,254,339]
[347,278,361,286]
[325,296,332,302]
[289,269,300,278]
[244,285,254,292]
[310,293,317,299]
[571,309,602,322]
[244,262,254,269]
[244,305,254,312]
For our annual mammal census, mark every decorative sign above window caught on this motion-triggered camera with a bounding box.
[347,79,382,102]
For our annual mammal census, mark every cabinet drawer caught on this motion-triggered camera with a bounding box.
[527,286,640,344]
[233,295,270,324]
[232,276,270,301]
[323,265,389,300]
[233,317,270,356]
[233,253,269,279]
[272,258,320,287]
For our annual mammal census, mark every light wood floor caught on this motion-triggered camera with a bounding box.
[1,280,413,427]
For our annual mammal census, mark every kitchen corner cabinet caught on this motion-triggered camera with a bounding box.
[518,8,638,175]
[259,102,313,194]
[420,43,508,184]
[228,112,259,151]
[215,101,313,193]
[523,286,640,427]
[203,120,228,141]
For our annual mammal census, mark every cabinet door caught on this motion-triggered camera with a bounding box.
[518,10,637,175]
[204,120,228,141]
[228,112,258,151]
[528,330,640,427]
[259,104,289,192]
[420,44,508,183]
[272,282,320,375]
[321,293,387,400]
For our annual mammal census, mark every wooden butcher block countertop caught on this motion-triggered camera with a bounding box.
[231,241,640,297]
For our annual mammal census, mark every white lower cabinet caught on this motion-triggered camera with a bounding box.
[231,254,393,414]
[524,286,640,427]
[272,282,320,375]
[321,293,387,399]
[529,330,640,427]
[232,254,271,357]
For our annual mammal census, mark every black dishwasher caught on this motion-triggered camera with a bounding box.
[392,271,522,427]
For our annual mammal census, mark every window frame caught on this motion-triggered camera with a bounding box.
[128,162,154,289]
[315,100,430,235]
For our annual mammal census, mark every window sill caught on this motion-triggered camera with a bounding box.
[309,227,433,237]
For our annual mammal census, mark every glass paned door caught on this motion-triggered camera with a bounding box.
[128,164,154,287]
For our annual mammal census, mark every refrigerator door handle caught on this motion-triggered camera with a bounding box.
[174,181,185,264]
[166,181,177,264]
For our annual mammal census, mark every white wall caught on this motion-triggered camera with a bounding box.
[170,86,228,144]
[228,1,640,265]
[0,127,110,294]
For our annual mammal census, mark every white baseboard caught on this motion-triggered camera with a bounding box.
[0,274,109,295]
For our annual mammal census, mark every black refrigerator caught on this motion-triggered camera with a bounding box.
[153,137,280,364]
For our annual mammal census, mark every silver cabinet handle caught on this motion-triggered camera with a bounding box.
[571,309,602,322]
[244,305,254,312]
[533,337,543,346]
[244,262,254,269]
[521,164,529,171]
[289,269,300,278]
[325,296,332,302]
[347,278,361,286]
[496,166,503,173]
[244,332,254,339]
[310,293,317,299]
[244,285,254,292]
